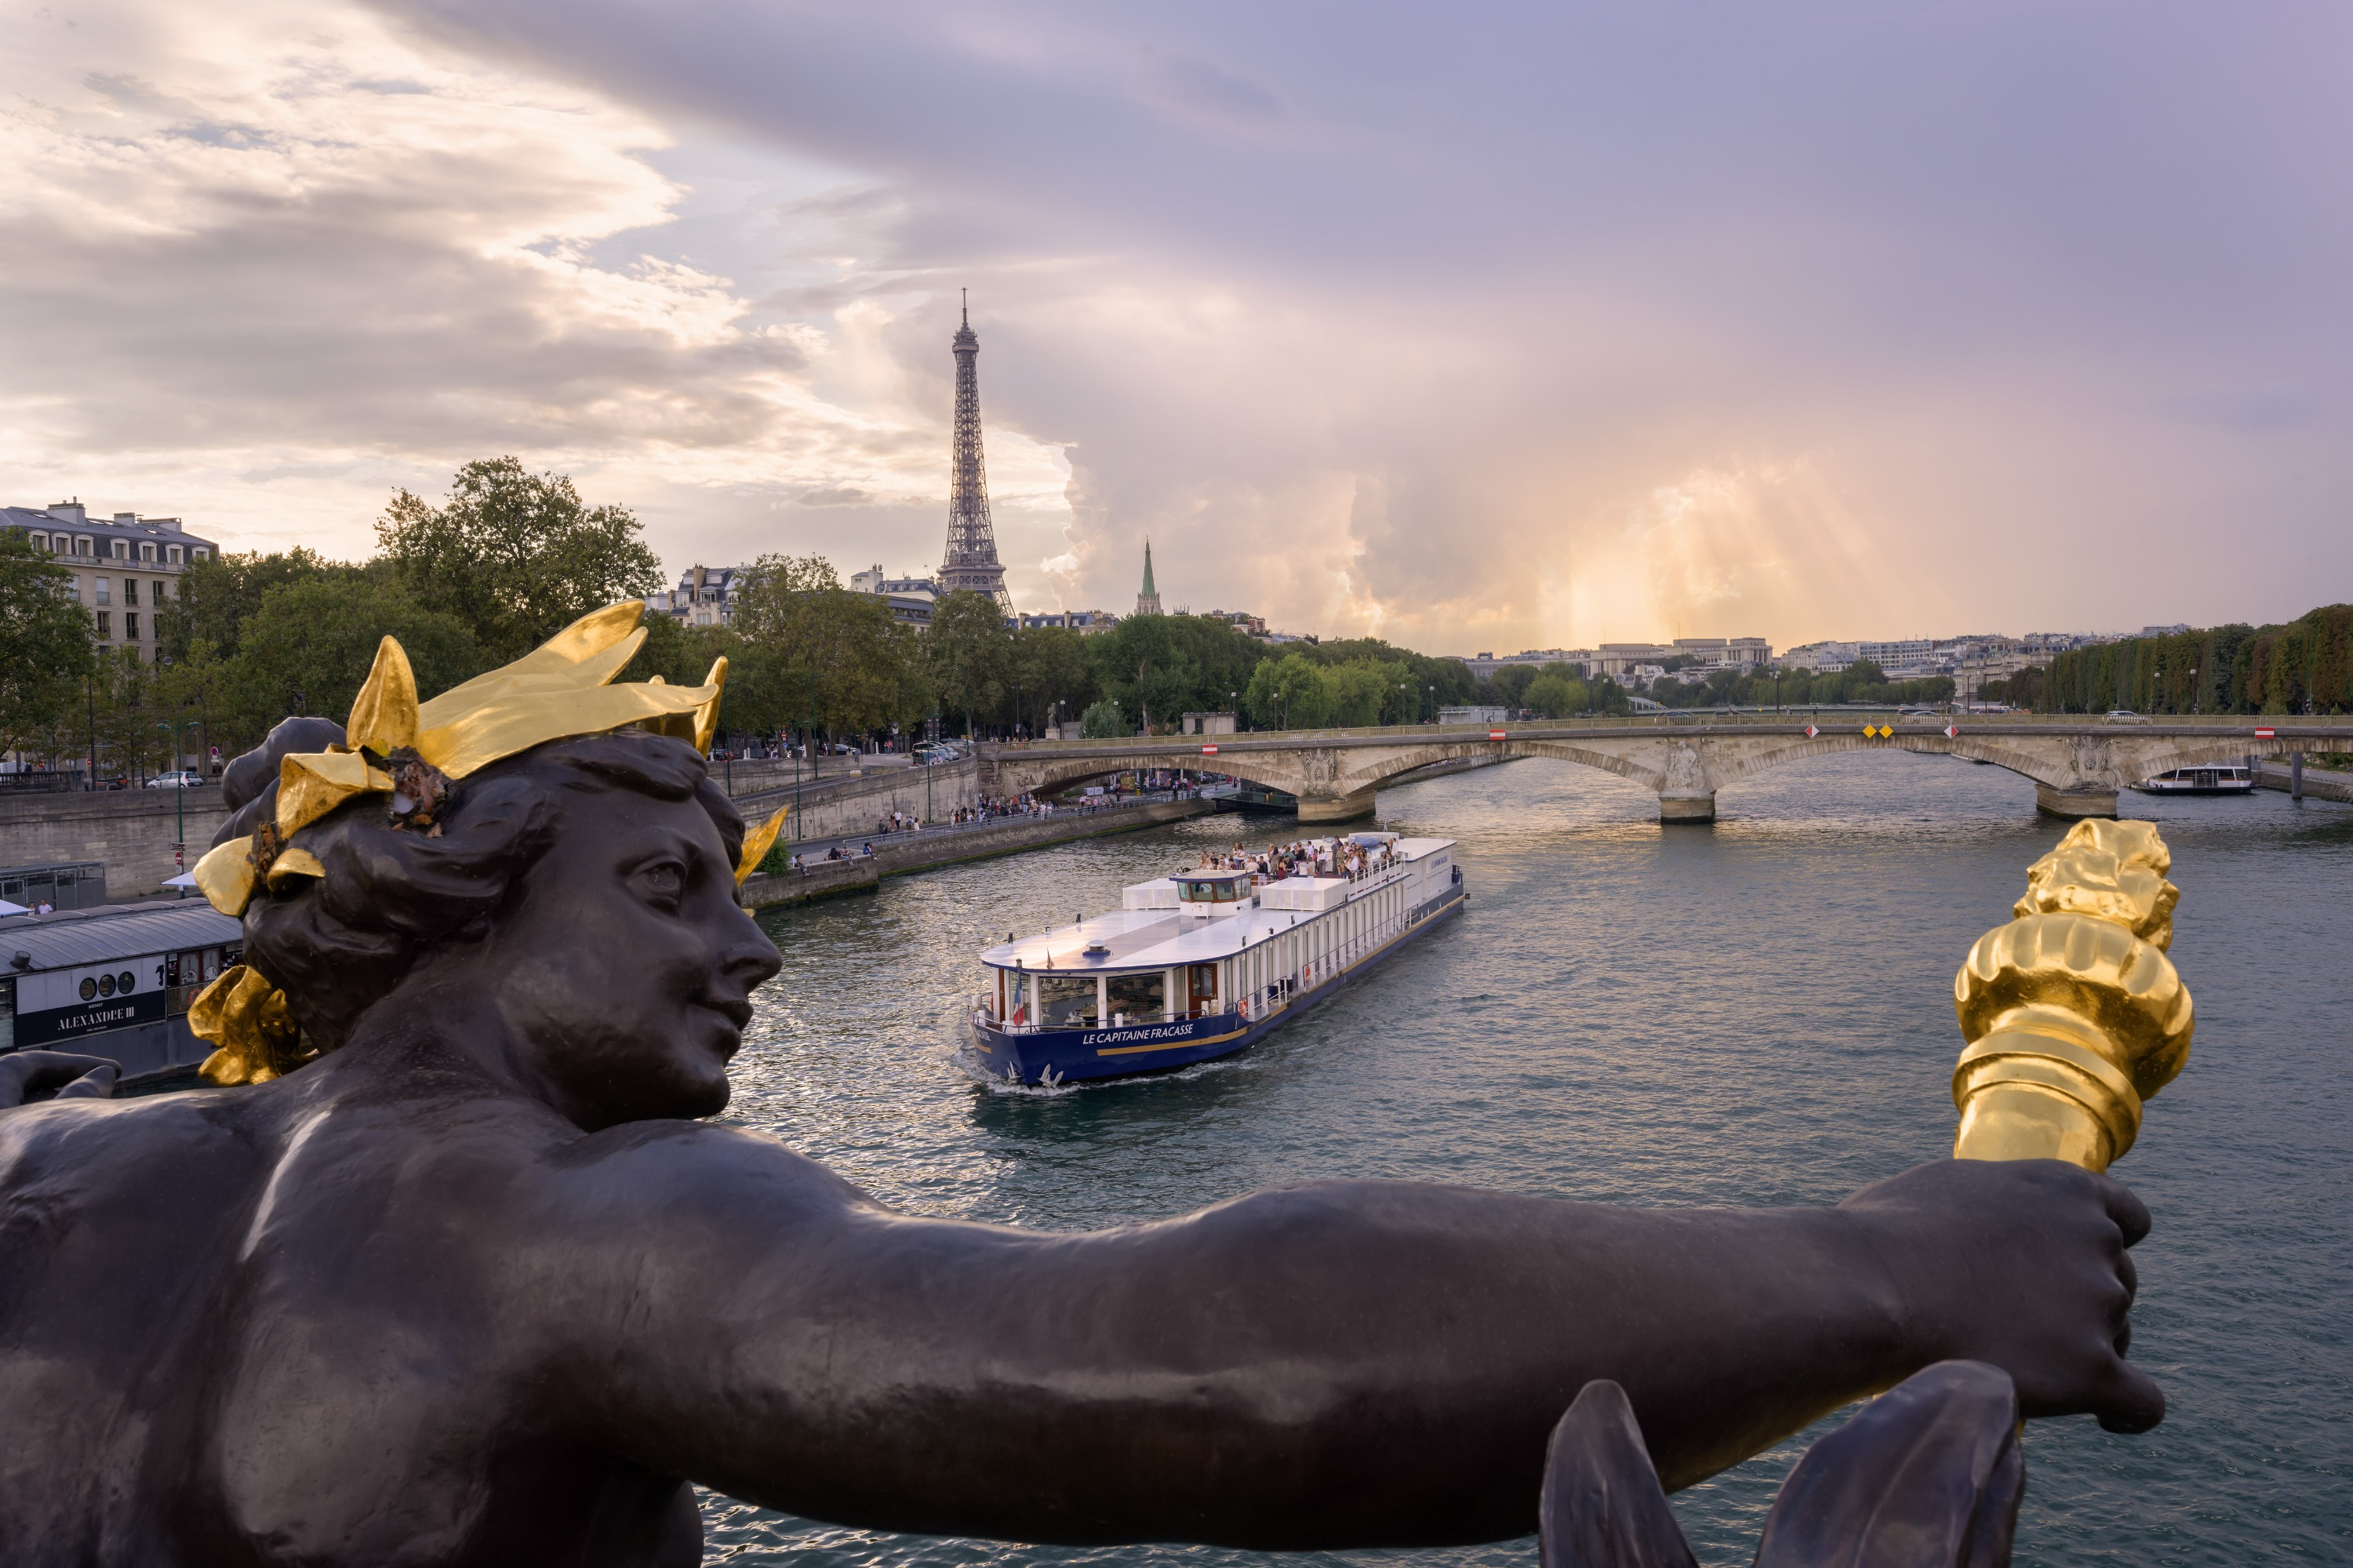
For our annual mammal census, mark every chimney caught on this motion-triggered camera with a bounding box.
[114,513,136,525]
[45,500,85,525]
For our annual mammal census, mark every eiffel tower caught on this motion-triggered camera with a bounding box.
[939,291,1013,609]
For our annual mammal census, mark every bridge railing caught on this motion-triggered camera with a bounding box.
[984,711,2353,753]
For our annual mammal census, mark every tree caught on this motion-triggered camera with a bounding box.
[927,590,1013,737]
[727,555,926,744]
[1525,671,1588,719]
[1325,660,1405,726]
[1485,664,1538,709]
[1244,652,1333,729]
[151,637,238,775]
[155,548,360,667]
[1309,638,1479,715]
[0,532,97,763]
[1079,698,1128,738]
[376,458,665,662]
[227,578,486,740]
[1008,628,1098,736]
[1090,614,1268,730]
[89,647,164,781]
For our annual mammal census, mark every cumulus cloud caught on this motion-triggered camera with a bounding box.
[4,0,2348,647]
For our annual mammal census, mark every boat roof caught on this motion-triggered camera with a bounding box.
[983,837,1455,975]
[1,900,241,973]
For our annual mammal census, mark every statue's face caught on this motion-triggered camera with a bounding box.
[482,787,783,1130]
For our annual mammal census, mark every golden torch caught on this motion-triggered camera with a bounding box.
[1951,819,2194,1173]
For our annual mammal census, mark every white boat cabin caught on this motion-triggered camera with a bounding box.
[979,835,1457,1031]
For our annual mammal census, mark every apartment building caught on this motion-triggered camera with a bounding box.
[2,500,220,663]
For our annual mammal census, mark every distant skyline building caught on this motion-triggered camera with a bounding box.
[1135,538,1162,617]
[2,499,217,665]
[938,292,1013,611]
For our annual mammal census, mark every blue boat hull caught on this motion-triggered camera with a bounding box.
[969,881,1467,1084]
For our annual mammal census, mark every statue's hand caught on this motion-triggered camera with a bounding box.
[1842,1159,2162,1435]
[0,1050,121,1107]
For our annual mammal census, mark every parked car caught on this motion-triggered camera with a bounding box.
[2103,710,2149,724]
[147,770,209,788]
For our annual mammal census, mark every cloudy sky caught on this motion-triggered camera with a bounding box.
[3,1,2345,653]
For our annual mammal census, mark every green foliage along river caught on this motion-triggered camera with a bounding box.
[702,751,2351,1566]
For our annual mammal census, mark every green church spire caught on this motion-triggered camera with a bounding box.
[1135,538,1162,617]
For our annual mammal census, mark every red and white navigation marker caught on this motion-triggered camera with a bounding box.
[1200,744,1219,755]
[2255,726,2275,739]
[1804,723,1819,738]
[1945,724,1960,738]
[1489,729,1507,740]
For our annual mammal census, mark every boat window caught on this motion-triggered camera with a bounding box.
[1,977,13,1052]
[1036,974,1097,1028]
[1107,971,1166,1023]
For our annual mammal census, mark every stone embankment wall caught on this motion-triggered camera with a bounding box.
[2257,759,2353,804]
[0,791,231,896]
[736,759,980,843]
[711,753,906,795]
[740,797,1211,910]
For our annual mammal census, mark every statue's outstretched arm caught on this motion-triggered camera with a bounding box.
[547,1130,2152,1550]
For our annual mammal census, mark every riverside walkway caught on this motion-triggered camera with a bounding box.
[980,715,2353,824]
[737,793,1213,909]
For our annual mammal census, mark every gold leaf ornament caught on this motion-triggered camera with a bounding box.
[194,602,723,920]
[736,804,788,886]
[191,965,311,1086]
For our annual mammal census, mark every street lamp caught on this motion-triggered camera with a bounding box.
[2191,667,2199,715]
[155,712,192,878]
[795,700,813,841]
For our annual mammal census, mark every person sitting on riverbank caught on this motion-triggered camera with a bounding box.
[0,623,2163,1565]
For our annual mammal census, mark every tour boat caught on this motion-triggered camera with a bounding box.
[969,833,1464,1084]
[2132,765,2254,795]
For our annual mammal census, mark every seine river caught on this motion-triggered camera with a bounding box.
[707,752,2352,1566]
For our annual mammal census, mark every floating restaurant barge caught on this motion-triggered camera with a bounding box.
[970,833,1464,1084]
[2,901,244,1082]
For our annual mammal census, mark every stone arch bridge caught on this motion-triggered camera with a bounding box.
[979,719,2351,824]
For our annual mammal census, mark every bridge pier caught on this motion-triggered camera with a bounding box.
[2035,782,2118,819]
[1657,790,1716,825]
[1297,787,1379,826]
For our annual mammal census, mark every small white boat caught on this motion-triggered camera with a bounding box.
[2132,765,2253,795]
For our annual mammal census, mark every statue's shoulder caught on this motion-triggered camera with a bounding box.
[516,1115,880,1231]
[0,1086,267,1192]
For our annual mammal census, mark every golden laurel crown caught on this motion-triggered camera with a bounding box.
[188,600,787,1086]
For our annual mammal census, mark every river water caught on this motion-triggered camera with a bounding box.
[704,753,2353,1566]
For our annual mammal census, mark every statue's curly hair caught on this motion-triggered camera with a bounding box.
[213,719,745,1052]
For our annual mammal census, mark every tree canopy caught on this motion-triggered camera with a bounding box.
[0,532,97,762]
[376,457,665,663]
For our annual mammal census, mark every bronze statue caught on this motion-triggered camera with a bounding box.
[0,607,2159,1566]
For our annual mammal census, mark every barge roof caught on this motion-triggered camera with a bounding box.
[2,900,241,973]
[983,837,1454,975]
